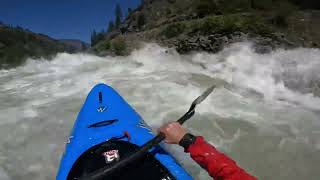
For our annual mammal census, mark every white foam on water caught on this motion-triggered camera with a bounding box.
[0,43,320,180]
[0,167,11,180]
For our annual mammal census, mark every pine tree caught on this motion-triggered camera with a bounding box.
[128,8,132,14]
[91,30,106,46]
[108,21,115,32]
[91,30,97,46]
[137,13,146,29]
[115,3,123,28]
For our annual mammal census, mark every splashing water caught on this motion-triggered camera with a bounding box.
[0,43,319,180]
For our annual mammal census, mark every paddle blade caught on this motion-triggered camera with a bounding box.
[193,85,215,105]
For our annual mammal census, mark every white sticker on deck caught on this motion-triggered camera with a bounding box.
[102,150,120,164]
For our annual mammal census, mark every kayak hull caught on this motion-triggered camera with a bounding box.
[56,83,192,179]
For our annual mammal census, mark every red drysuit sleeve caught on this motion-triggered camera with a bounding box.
[185,136,257,180]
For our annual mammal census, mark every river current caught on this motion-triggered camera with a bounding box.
[0,42,319,180]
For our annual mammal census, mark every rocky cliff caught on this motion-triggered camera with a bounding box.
[93,0,320,55]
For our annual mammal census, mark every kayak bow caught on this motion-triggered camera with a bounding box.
[79,85,215,180]
[56,83,193,180]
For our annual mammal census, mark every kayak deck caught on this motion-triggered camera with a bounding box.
[56,83,192,180]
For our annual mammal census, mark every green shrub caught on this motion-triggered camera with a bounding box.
[244,16,273,35]
[272,15,288,27]
[166,8,172,15]
[137,12,146,29]
[193,0,219,17]
[251,0,274,10]
[201,15,243,34]
[95,40,111,52]
[103,41,111,50]
[200,15,273,36]
[201,16,224,34]
[271,1,297,27]
[219,0,251,13]
[112,37,127,55]
[161,22,186,38]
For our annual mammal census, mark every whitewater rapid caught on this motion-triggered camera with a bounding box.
[0,43,319,180]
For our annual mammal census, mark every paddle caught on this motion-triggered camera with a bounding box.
[80,85,216,180]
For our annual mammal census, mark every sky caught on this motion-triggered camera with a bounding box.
[0,0,141,43]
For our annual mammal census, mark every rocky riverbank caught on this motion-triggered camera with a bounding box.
[162,31,297,54]
[92,0,320,56]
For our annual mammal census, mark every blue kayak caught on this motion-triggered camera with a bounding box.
[57,83,192,180]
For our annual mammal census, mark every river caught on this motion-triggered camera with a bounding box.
[0,42,319,180]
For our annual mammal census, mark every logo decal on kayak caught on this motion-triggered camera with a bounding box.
[66,136,73,144]
[138,120,153,133]
[102,150,120,164]
[97,106,107,112]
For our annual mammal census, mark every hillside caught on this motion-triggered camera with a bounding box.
[0,24,87,69]
[59,39,90,52]
[92,0,320,55]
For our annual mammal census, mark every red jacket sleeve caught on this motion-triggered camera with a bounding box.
[185,136,257,180]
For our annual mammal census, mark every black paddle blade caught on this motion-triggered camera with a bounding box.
[178,85,216,124]
[193,85,215,105]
